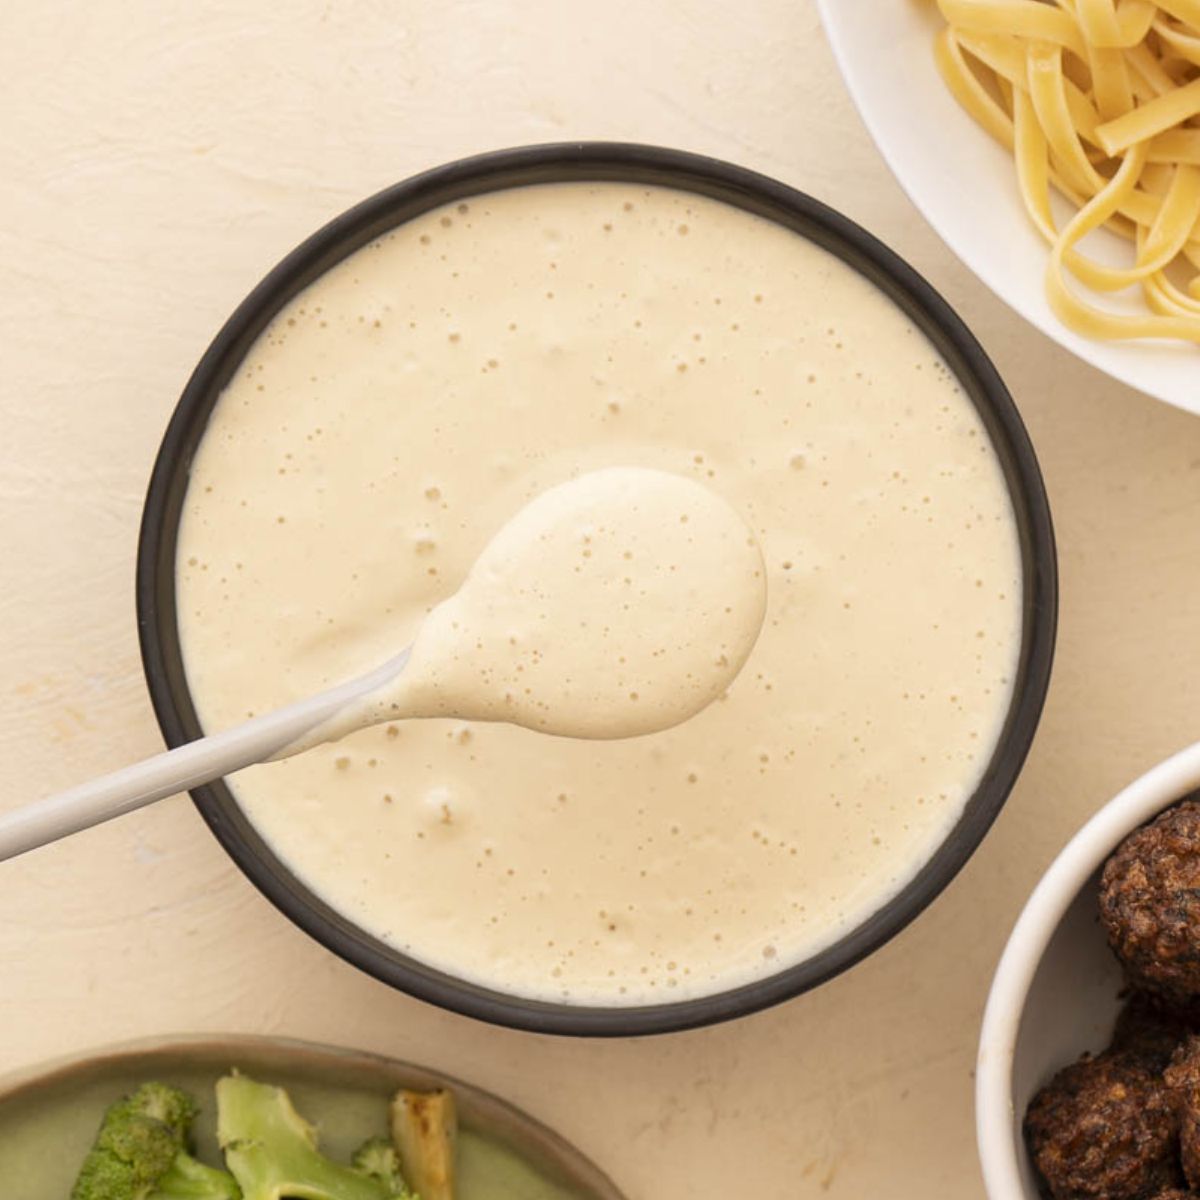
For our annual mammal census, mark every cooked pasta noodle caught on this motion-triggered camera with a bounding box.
[933,0,1200,343]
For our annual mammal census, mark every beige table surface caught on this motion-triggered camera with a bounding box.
[3,2,1200,1196]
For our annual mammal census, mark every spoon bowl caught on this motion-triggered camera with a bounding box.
[347,466,767,742]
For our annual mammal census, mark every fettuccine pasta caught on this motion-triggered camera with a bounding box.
[933,0,1200,344]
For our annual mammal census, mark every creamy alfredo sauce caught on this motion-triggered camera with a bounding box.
[177,182,1022,1004]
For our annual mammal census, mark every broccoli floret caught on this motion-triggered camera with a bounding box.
[216,1075,410,1200]
[350,1138,415,1197]
[71,1082,237,1200]
[148,1154,242,1199]
[123,1083,199,1142]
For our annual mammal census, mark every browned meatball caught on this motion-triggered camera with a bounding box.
[1150,1191,1198,1199]
[1166,1037,1200,1189]
[1100,801,1200,1006]
[1024,1052,1180,1200]
[1115,992,1199,1074]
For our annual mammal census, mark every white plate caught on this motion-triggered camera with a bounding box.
[817,0,1199,414]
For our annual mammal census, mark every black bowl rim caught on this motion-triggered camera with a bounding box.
[136,140,1057,1037]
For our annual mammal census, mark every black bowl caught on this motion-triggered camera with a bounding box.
[137,142,1057,1037]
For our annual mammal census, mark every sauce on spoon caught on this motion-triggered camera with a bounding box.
[309,466,767,746]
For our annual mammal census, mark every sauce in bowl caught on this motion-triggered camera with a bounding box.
[175,179,1022,1006]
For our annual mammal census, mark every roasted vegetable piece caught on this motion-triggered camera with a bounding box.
[216,1074,411,1199]
[390,1087,457,1200]
[70,1081,239,1200]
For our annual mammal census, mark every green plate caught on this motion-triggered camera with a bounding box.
[0,1035,625,1199]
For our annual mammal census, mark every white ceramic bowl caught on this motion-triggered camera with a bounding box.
[976,740,1200,1198]
[816,0,1199,415]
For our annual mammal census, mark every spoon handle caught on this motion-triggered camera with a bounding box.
[0,649,410,863]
